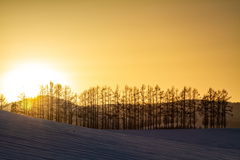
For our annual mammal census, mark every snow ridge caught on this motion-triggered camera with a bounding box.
[0,110,240,160]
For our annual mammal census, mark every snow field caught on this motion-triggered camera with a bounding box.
[0,110,240,160]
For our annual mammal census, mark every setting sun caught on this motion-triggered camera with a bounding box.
[2,63,66,102]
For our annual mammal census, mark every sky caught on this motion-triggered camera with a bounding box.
[0,0,240,102]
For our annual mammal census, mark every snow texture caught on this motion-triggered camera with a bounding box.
[0,110,240,160]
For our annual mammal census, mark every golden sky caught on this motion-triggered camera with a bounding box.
[0,0,240,102]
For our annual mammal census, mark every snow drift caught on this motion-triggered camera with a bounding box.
[0,110,240,160]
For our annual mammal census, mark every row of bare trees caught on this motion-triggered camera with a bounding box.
[3,82,232,129]
[198,88,232,128]
[77,85,231,129]
[10,82,78,125]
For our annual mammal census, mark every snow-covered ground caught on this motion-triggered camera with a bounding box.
[0,110,240,160]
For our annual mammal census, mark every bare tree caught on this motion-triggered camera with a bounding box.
[50,81,54,121]
[180,87,187,128]
[192,88,199,129]
[54,84,63,122]
[221,89,232,128]
[0,94,7,110]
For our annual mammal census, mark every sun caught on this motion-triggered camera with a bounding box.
[2,63,67,102]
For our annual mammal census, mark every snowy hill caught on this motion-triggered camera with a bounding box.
[227,102,240,128]
[0,110,240,160]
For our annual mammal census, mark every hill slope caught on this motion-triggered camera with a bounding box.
[227,102,240,128]
[0,111,240,160]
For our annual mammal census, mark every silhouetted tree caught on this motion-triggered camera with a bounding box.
[54,84,63,122]
[96,86,100,129]
[175,89,180,128]
[124,85,129,129]
[221,89,232,128]
[45,84,50,120]
[18,92,26,115]
[50,81,54,121]
[180,87,187,128]
[140,85,146,129]
[192,88,199,128]
[11,101,19,113]
[170,87,176,129]
[158,88,164,129]
[154,85,160,129]
[39,85,45,119]
[164,89,170,128]
[0,94,7,110]
[64,86,71,124]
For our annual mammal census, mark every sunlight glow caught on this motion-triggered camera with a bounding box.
[3,63,67,102]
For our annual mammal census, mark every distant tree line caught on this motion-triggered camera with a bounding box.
[1,82,232,129]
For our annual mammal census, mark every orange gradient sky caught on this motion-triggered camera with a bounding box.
[0,0,240,102]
